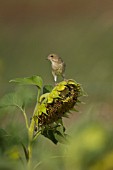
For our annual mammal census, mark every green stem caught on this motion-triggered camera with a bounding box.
[33,130,41,141]
[27,141,32,170]
[27,87,41,169]
[33,87,41,117]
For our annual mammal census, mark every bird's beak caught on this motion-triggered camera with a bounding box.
[47,56,50,60]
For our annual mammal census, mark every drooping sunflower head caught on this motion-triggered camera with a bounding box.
[35,79,84,127]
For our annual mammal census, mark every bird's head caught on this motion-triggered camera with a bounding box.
[47,54,61,63]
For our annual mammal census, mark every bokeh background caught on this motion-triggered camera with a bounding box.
[0,0,113,170]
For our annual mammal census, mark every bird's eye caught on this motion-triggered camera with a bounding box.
[51,55,53,58]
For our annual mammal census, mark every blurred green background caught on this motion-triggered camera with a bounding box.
[0,0,113,169]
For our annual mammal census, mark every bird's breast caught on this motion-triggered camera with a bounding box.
[52,62,64,75]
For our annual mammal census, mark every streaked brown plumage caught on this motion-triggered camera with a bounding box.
[47,54,66,83]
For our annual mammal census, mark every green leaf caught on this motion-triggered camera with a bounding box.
[41,128,58,144]
[9,75,43,89]
[71,107,79,112]
[54,131,66,144]
[41,122,67,144]
[0,128,21,154]
[49,90,60,99]
[39,93,49,104]
[47,90,60,104]
[37,103,47,115]
[0,86,35,110]
[67,79,77,85]
[15,86,36,109]
[47,96,54,103]
[43,85,53,94]
[54,125,68,144]
[0,129,9,153]
[0,93,22,109]
[57,81,67,86]
[54,84,66,91]
[80,86,88,96]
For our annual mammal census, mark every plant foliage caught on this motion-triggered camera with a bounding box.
[0,75,84,168]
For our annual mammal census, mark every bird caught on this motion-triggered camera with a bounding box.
[47,54,66,83]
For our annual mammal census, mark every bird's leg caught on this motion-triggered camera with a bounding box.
[52,71,57,85]
[54,75,57,85]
